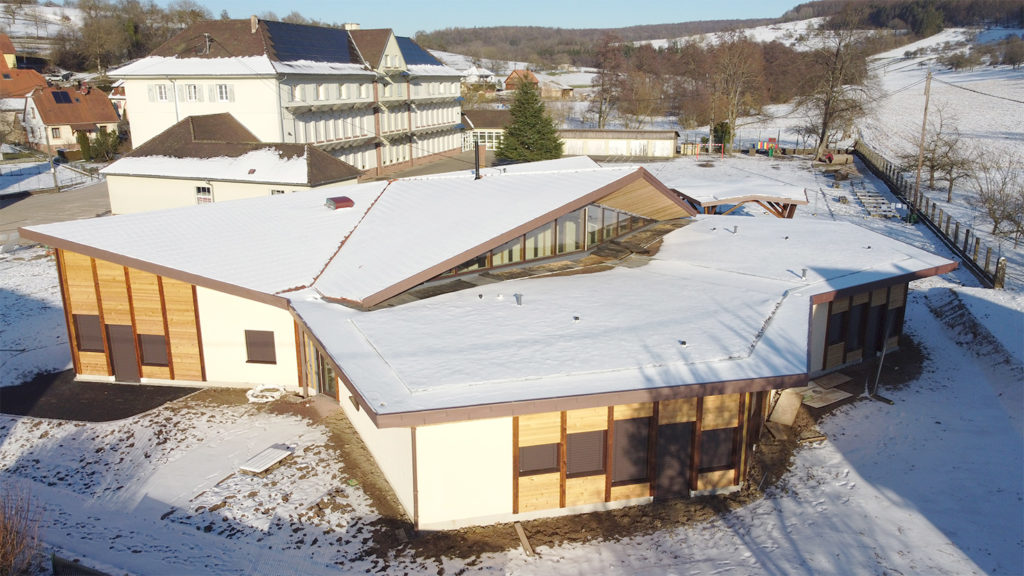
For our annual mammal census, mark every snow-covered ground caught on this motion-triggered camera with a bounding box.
[0,161,102,197]
[2,150,1021,574]
[0,3,83,39]
[638,17,829,51]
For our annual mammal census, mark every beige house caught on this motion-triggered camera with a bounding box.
[111,18,463,178]
[21,158,956,529]
[22,85,119,155]
[102,113,360,214]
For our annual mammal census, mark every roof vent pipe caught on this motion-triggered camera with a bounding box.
[801,268,807,280]
[733,225,739,234]
[513,293,523,306]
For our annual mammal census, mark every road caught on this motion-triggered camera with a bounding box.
[0,180,110,247]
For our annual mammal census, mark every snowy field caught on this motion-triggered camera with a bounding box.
[1,151,1021,574]
[0,161,102,197]
[0,3,83,39]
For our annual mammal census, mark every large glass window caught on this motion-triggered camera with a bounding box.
[699,428,736,471]
[524,222,555,260]
[556,209,585,254]
[586,206,603,246]
[491,237,523,266]
[245,330,276,364]
[602,208,619,240]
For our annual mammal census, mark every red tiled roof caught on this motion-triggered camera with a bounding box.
[505,69,538,86]
[348,29,392,68]
[126,113,361,186]
[30,86,119,127]
[0,67,46,98]
[0,34,16,57]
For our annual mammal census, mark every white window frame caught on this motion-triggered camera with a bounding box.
[185,84,200,102]
[316,83,328,101]
[195,186,213,204]
[216,84,230,102]
[50,127,60,139]
[156,84,168,101]
[291,85,303,102]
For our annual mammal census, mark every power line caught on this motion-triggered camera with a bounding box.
[932,77,1024,105]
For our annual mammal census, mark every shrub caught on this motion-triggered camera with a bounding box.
[0,485,40,576]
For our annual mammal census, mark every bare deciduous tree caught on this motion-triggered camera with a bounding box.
[969,152,1023,244]
[0,484,40,576]
[712,32,763,152]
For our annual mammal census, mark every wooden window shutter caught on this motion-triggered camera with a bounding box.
[699,428,736,471]
[228,85,235,102]
[519,444,558,475]
[138,334,168,366]
[147,85,155,102]
[73,314,104,352]
[566,430,605,477]
[611,417,650,484]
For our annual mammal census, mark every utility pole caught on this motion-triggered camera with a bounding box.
[914,69,932,203]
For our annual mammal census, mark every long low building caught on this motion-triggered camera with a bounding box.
[21,157,956,529]
[558,129,679,159]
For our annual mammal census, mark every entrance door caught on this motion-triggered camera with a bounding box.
[655,422,694,499]
[106,324,140,383]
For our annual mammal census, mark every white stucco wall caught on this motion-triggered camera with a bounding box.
[809,301,829,374]
[414,417,513,530]
[195,286,298,388]
[338,392,415,518]
[107,174,318,214]
[562,137,676,158]
[122,76,281,147]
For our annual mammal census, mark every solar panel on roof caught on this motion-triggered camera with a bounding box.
[395,37,441,66]
[264,21,358,64]
[51,91,72,104]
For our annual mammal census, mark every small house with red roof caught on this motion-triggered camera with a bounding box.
[23,84,120,154]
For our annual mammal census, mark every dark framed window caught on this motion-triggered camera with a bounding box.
[73,314,104,352]
[567,430,606,478]
[847,302,867,350]
[700,428,737,471]
[245,330,276,364]
[138,334,168,366]
[827,308,847,346]
[519,443,559,476]
[612,417,650,484]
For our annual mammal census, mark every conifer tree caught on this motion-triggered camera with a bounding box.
[496,81,563,163]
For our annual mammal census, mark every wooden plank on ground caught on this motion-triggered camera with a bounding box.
[239,443,294,474]
[812,372,851,390]
[514,522,535,557]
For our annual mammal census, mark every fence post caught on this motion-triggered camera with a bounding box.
[985,247,992,273]
[944,215,951,236]
[994,258,1007,289]
[953,222,960,246]
[973,238,979,262]
[963,229,970,252]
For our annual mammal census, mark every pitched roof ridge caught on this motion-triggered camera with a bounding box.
[279,181,393,296]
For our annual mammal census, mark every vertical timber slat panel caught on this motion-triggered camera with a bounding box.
[658,398,697,424]
[128,269,164,335]
[564,475,606,507]
[162,278,202,381]
[613,402,653,420]
[55,250,81,375]
[518,412,561,447]
[702,394,740,430]
[566,407,608,434]
[94,260,131,326]
[517,473,560,513]
[61,251,99,315]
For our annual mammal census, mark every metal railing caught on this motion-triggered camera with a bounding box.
[854,139,1007,289]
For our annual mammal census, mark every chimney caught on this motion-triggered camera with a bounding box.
[343,22,360,30]
[474,141,486,180]
[250,15,258,34]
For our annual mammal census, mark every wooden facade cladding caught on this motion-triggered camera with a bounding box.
[512,393,762,515]
[596,177,694,220]
[56,249,204,383]
[821,282,908,372]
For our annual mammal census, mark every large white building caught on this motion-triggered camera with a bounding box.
[111,18,463,178]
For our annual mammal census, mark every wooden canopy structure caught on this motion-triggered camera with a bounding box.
[674,189,810,219]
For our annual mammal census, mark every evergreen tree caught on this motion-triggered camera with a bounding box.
[496,81,563,163]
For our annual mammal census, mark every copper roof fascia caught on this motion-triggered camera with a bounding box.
[809,262,960,305]
[355,168,678,308]
[371,373,809,428]
[19,228,291,310]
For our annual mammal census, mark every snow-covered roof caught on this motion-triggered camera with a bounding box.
[0,97,24,111]
[102,150,312,185]
[406,64,462,77]
[665,166,809,205]
[111,55,278,77]
[22,158,669,306]
[292,216,955,423]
